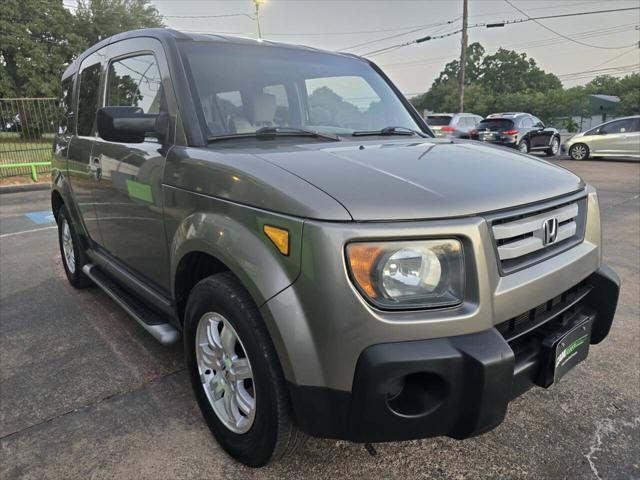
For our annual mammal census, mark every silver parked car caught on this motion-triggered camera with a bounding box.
[426,112,483,138]
[565,116,640,160]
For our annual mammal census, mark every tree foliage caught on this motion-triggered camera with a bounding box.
[75,0,164,46]
[0,0,163,99]
[0,0,84,97]
[410,43,639,123]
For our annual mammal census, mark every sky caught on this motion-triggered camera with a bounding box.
[76,0,640,96]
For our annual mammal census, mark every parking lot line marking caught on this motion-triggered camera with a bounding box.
[0,226,57,239]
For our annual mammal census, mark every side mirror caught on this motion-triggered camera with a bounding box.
[598,129,607,135]
[534,122,545,129]
[97,106,164,143]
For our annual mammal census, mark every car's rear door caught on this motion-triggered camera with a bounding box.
[66,50,107,244]
[89,38,178,292]
[594,119,633,155]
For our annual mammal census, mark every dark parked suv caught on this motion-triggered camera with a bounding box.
[51,29,619,467]
[471,112,561,156]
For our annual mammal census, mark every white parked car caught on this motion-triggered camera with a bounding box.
[564,116,640,160]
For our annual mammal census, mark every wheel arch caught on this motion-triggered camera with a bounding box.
[169,209,303,323]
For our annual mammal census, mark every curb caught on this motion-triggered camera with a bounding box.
[0,183,50,194]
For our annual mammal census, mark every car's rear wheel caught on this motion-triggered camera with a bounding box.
[184,272,304,467]
[569,143,589,160]
[57,205,92,288]
[546,137,560,157]
[517,139,529,153]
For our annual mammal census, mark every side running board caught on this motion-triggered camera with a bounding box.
[82,264,181,346]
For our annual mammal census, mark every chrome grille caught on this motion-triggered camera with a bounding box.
[488,194,587,275]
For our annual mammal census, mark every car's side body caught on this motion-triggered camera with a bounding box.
[564,116,640,159]
[470,112,560,154]
[51,29,619,456]
[426,112,483,138]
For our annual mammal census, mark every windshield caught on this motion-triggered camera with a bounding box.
[426,116,452,126]
[179,41,423,139]
[477,119,514,131]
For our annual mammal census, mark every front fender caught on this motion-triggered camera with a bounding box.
[165,185,304,308]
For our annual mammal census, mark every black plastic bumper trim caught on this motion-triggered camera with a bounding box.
[287,265,620,443]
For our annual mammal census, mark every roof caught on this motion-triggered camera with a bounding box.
[486,112,529,119]
[63,28,361,79]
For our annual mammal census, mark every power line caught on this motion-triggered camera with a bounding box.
[589,46,639,71]
[343,17,461,51]
[164,13,254,20]
[359,6,640,57]
[379,24,638,69]
[503,1,639,50]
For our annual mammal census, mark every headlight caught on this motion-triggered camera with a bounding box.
[346,239,464,310]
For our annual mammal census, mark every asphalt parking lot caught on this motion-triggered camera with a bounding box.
[1,158,638,480]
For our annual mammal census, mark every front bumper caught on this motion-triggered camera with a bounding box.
[288,265,619,442]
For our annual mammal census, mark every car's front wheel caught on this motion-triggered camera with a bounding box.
[545,137,560,157]
[184,272,304,467]
[569,143,590,160]
[517,139,529,153]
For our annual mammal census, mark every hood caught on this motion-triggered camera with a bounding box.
[255,139,584,221]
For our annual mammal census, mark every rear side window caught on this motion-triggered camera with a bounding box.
[77,63,101,136]
[107,55,163,114]
[427,116,452,126]
[58,75,75,134]
[601,118,635,134]
[520,117,534,128]
[477,119,514,131]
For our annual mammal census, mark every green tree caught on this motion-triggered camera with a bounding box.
[0,0,85,98]
[479,48,561,94]
[74,0,164,46]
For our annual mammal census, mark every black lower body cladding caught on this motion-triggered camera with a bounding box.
[288,266,620,443]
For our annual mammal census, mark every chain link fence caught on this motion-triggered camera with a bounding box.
[0,98,58,181]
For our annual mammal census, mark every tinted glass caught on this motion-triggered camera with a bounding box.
[477,119,514,131]
[630,118,640,132]
[179,42,421,138]
[427,116,453,126]
[58,75,74,134]
[520,117,534,128]
[601,118,635,134]
[107,55,162,113]
[77,63,101,136]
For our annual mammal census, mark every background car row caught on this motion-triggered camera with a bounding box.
[425,112,640,159]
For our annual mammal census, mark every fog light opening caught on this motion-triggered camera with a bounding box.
[386,372,447,418]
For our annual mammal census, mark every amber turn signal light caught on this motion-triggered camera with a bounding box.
[264,225,289,256]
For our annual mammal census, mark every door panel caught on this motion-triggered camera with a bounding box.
[67,53,106,244]
[91,40,178,292]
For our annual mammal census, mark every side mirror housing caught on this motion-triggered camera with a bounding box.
[97,106,164,143]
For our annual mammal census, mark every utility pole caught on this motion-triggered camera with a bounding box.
[254,0,266,40]
[457,0,469,112]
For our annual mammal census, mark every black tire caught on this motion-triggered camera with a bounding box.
[517,139,529,153]
[569,143,590,160]
[545,136,560,157]
[57,205,92,288]
[184,272,304,467]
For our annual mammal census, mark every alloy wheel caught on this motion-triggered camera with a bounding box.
[518,141,528,153]
[571,144,587,160]
[195,312,256,434]
[551,138,559,155]
[61,219,76,274]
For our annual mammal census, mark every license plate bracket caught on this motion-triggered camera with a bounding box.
[537,314,593,387]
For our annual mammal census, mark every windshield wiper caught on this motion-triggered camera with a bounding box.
[255,126,341,141]
[207,126,340,143]
[351,126,428,138]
